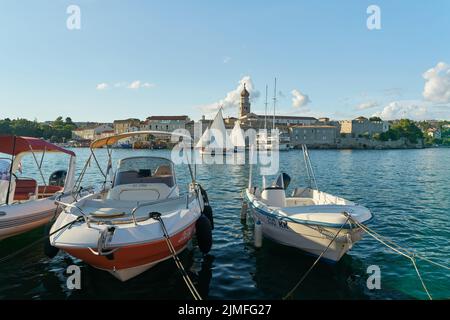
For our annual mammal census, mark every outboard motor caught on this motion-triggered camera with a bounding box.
[261,172,290,207]
[49,170,67,187]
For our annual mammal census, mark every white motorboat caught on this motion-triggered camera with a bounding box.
[0,136,79,240]
[243,145,372,262]
[49,131,213,281]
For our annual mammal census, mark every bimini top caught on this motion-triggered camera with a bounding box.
[90,130,192,149]
[0,136,75,156]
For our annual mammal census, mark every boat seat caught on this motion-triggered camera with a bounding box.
[13,178,37,201]
[286,197,316,207]
[154,165,172,176]
[106,183,173,201]
[37,185,63,198]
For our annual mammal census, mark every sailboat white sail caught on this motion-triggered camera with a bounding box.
[230,121,245,152]
[198,109,234,154]
[196,127,210,148]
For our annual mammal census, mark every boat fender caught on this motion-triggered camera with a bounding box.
[43,223,59,258]
[198,185,214,230]
[346,233,353,250]
[196,215,212,254]
[254,220,263,248]
[240,201,248,221]
[202,205,214,230]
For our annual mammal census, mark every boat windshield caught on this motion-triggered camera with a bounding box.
[113,157,175,188]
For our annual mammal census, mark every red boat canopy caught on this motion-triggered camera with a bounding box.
[0,136,75,157]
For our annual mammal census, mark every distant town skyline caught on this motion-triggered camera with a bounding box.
[1,1,449,122]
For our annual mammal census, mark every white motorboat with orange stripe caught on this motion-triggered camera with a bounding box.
[49,131,213,281]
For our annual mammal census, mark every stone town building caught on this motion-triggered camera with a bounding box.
[427,128,441,139]
[71,124,114,141]
[113,118,141,134]
[237,84,317,131]
[289,125,337,147]
[141,115,190,132]
[339,116,389,137]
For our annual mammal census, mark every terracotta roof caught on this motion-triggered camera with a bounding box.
[250,114,317,120]
[290,125,337,129]
[146,116,189,121]
[113,118,140,123]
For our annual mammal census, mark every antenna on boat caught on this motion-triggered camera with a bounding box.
[264,84,268,130]
[272,78,277,130]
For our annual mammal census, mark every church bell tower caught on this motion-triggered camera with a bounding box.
[239,83,251,118]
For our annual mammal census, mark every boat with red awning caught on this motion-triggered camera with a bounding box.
[0,136,80,240]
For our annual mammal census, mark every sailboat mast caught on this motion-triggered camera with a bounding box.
[264,84,268,130]
[272,77,277,130]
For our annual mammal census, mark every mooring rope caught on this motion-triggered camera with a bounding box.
[150,212,202,301]
[345,215,449,271]
[283,216,350,300]
[341,212,450,300]
[0,216,84,265]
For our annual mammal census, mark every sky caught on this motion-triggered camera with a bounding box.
[0,0,449,122]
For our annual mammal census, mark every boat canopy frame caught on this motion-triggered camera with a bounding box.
[72,131,195,200]
[0,136,76,205]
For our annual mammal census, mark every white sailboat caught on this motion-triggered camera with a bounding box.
[229,121,245,153]
[197,109,234,155]
[256,79,290,151]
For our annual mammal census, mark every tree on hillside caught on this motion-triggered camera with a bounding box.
[377,119,423,143]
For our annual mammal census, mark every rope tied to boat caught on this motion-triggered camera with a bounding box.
[149,212,202,301]
[0,216,85,265]
[283,215,351,300]
[341,212,447,300]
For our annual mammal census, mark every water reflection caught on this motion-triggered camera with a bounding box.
[0,148,449,299]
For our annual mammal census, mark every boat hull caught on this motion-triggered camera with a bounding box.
[245,190,368,262]
[252,209,362,262]
[199,148,234,155]
[0,194,75,240]
[58,222,196,281]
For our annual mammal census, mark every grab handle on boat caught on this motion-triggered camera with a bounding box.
[88,247,120,256]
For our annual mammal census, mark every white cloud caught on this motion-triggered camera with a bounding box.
[128,80,141,89]
[372,101,429,120]
[141,82,155,88]
[98,81,155,90]
[96,83,108,90]
[198,76,260,116]
[356,101,379,110]
[127,80,155,89]
[291,89,310,108]
[423,62,450,103]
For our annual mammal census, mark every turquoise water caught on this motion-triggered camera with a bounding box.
[0,148,449,300]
